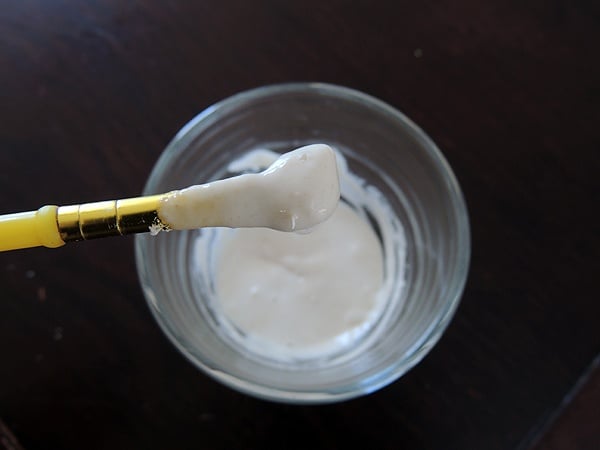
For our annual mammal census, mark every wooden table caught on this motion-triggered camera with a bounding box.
[1,1,598,448]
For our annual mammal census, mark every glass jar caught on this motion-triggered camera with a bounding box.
[135,83,470,403]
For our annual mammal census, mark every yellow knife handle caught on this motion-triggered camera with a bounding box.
[0,205,64,252]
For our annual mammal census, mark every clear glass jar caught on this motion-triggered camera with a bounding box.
[135,83,470,403]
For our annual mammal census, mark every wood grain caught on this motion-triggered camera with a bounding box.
[1,1,598,449]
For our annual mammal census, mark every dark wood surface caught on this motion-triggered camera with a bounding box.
[532,356,600,450]
[1,1,598,449]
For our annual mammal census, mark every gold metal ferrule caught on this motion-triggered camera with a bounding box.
[56,194,169,242]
